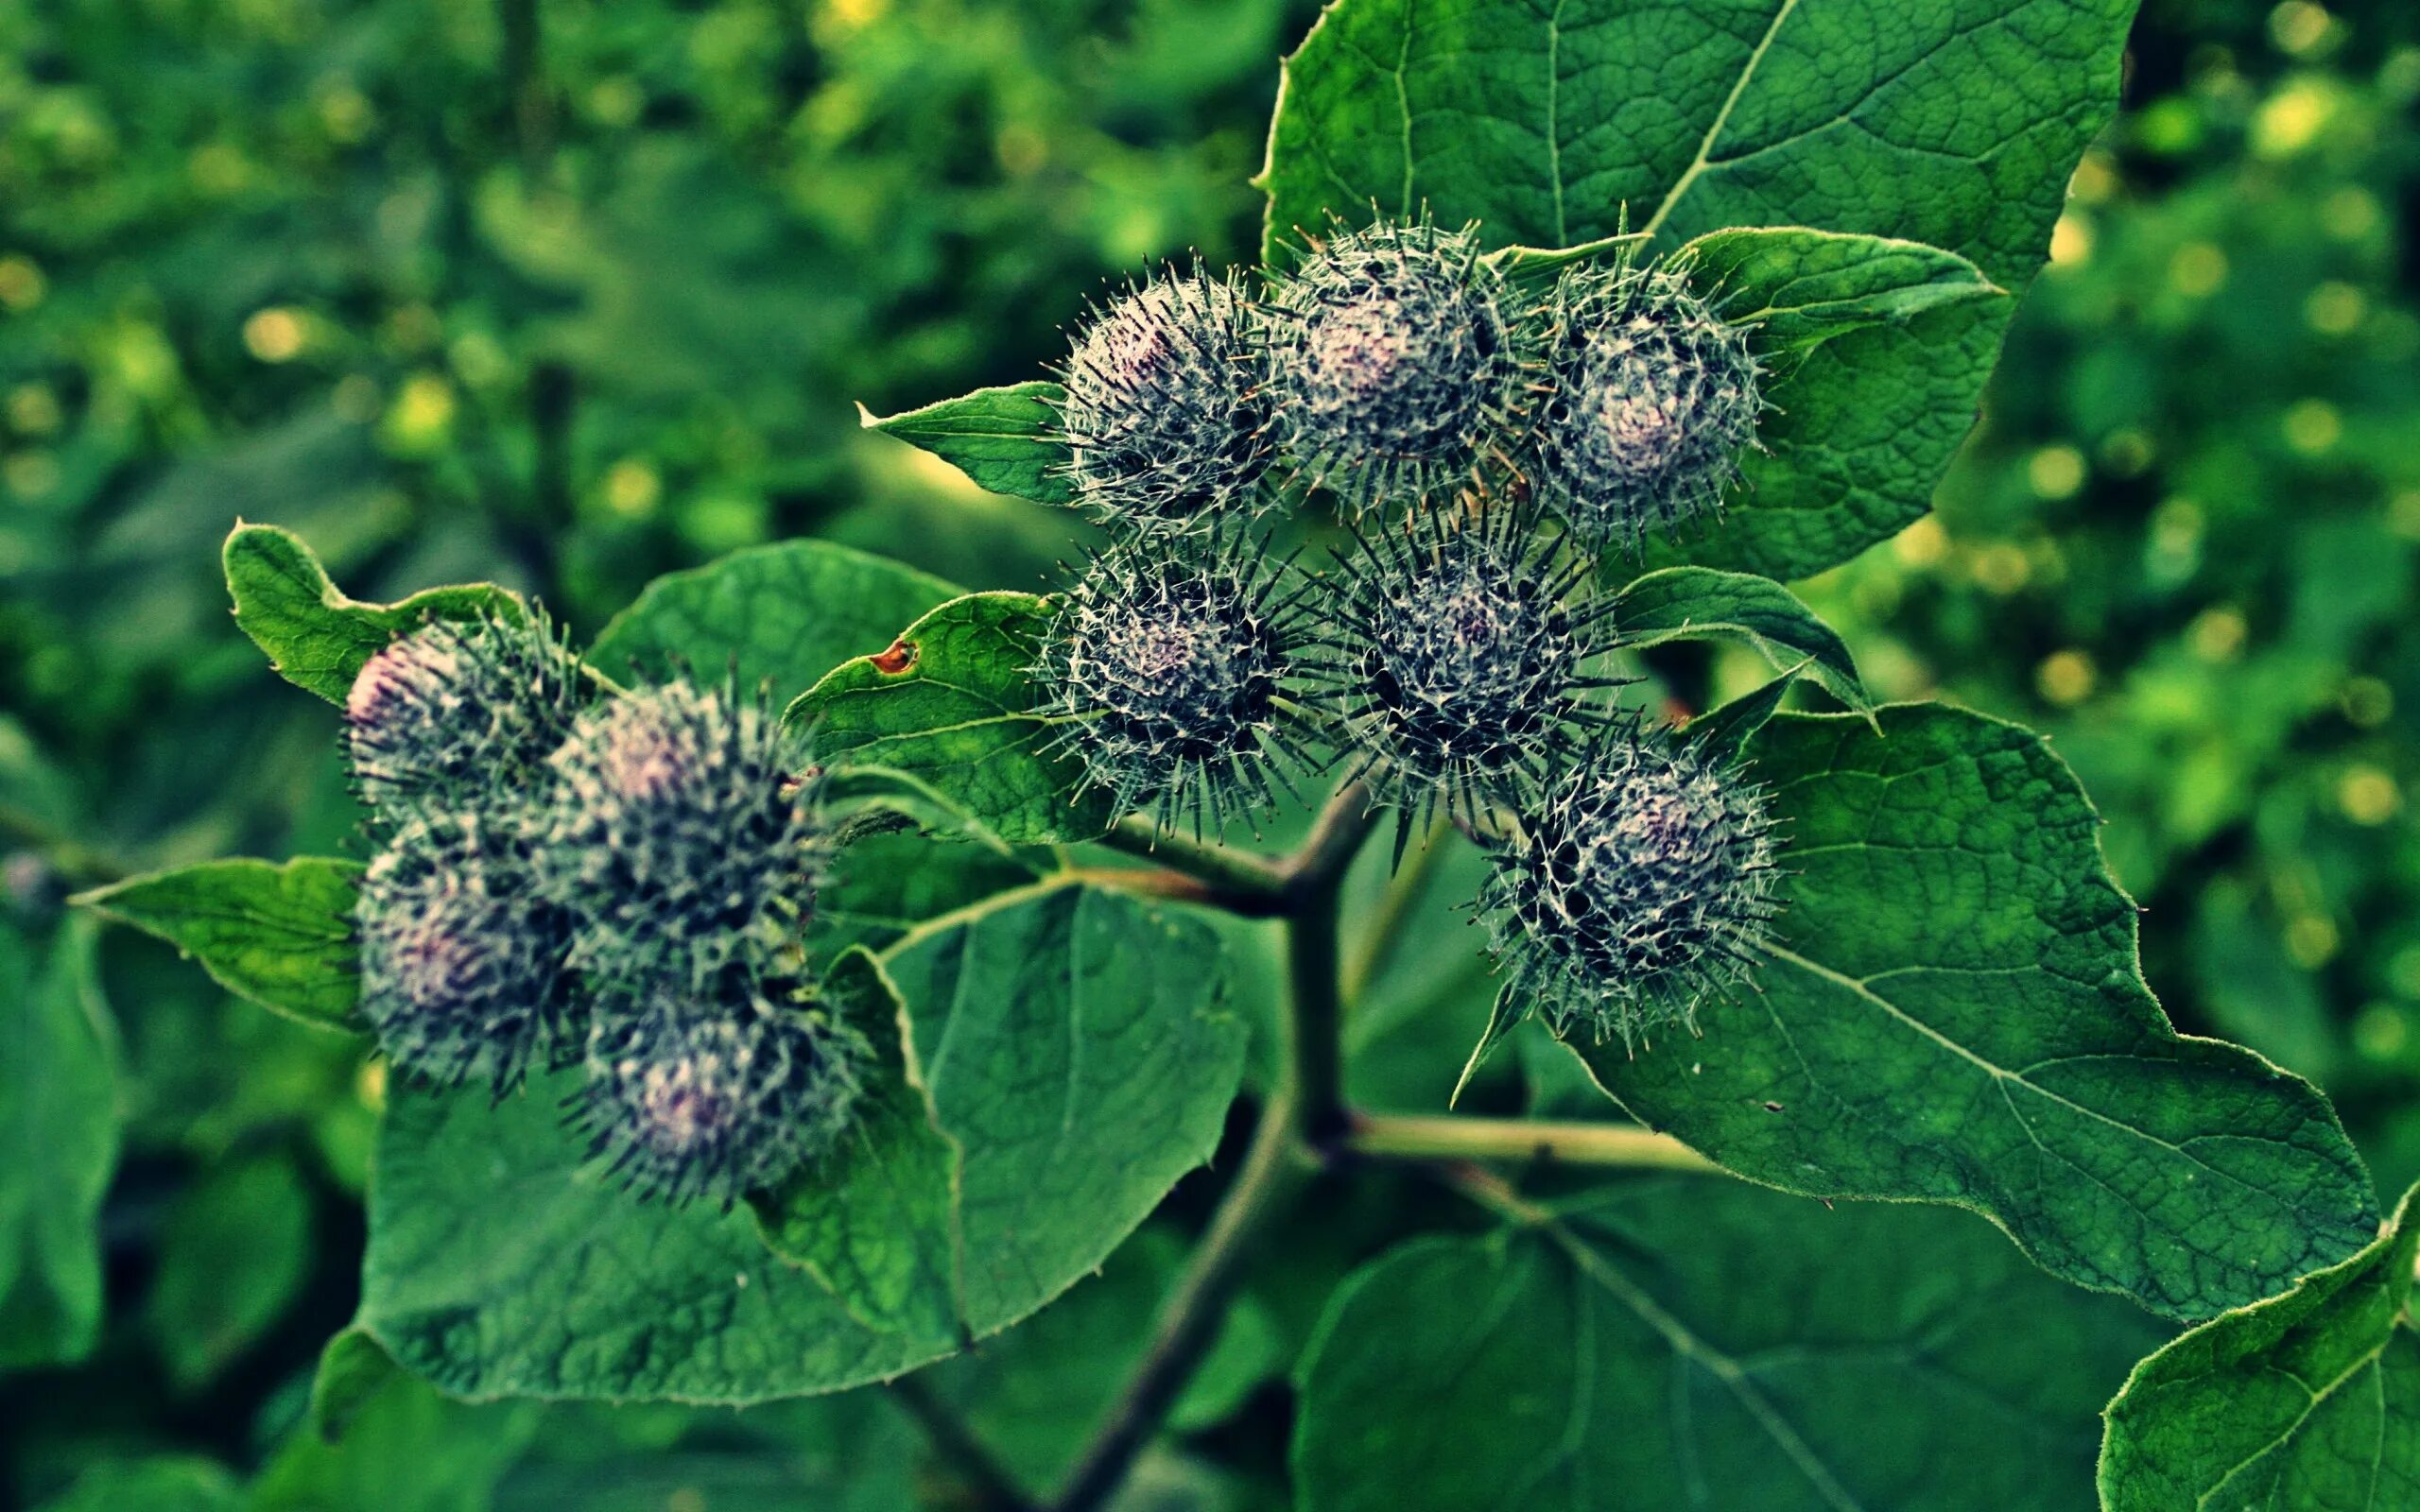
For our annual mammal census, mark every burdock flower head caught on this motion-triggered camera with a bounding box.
[1058,262,1275,530]
[1036,532,1320,835]
[575,972,868,1208]
[356,808,578,1093]
[1478,724,1780,1049]
[1310,502,1621,836]
[1530,258,1761,553]
[538,679,831,988]
[345,608,585,820]
[1264,216,1530,512]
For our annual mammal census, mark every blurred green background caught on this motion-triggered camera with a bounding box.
[4,0,2419,1504]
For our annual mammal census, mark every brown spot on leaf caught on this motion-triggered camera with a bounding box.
[872,639,917,676]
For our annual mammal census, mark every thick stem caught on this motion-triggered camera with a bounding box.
[1099,817,1288,915]
[886,1373,1036,1512]
[1048,1088,1311,1512]
[1050,782,1374,1512]
[1343,1113,1717,1173]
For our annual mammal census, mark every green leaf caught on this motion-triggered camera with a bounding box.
[357,1068,948,1403]
[882,882,1247,1333]
[78,858,365,1033]
[1683,227,2006,355]
[32,1458,238,1512]
[1654,229,2012,578]
[252,1328,541,1512]
[363,881,1242,1402]
[1257,0,2132,287]
[1293,1175,2167,1512]
[751,949,959,1345]
[857,382,1075,507]
[1608,565,1868,709]
[1567,705,2378,1320]
[790,593,1111,844]
[224,522,521,705]
[1686,668,1802,765]
[149,1154,313,1390]
[2100,1180,2420,1510]
[0,918,118,1372]
[926,1228,1285,1499]
[1257,0,2127,578]
[588,539,959,700]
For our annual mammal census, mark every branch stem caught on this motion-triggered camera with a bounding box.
[1342,1113,1716,1173]
[885,1373,1036,1512]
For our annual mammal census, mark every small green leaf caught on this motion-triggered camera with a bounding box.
[791,593,1111,844]
[0,918,118,1371]
[1685,668,1802,765]
[252,1326,540,1512]
[77,857,364,1032]
[149,1154,313,1390]
[224,522,521,705]
[751,949,960,1346]
[1682,227,2006,356]
[2100,1180,2420,1510]
[1568,705,2378,1320]
[1293,1175,2167,1512]
[857,382,1074,507]
[1608,565,1868,709]
[31,1458,238,1512]
[588,539,959,700]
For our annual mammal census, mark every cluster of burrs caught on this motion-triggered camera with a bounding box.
[346,612,865,1206]
[1037,215,1775,1045]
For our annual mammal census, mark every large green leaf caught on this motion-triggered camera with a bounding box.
[1293,1175,2166,1512]
[751,949,959,1345]
[1608,563,1868,709]
[223,523,521,705]
[885,882,1247,1332]
[1258,0,2131,287]
[356,1067,947,1403]
[790,593,1111,844]
[2100,1181,2420,1511]
[758,882,1249,1346]
[0,919,118,1371]
[366,882,1240,1402]
[1257,0,2129,577]
[587,539,959,700]
[857,382,1075,507]
[1569,705,2377,1320]
[78,858,364,1033]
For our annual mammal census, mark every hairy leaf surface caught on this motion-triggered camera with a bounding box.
[790,593,1111,844]
[590,539,959,699]
[2100,1181,2420,1511]
[1293,1176,2166,1511]
[1570,705,2377,1319]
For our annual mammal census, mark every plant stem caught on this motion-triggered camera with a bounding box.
[1342,1112,1717,1173]
[1049,782,1374,1512]
[1099,817,1288,914]
[0,804,130,886]
[885,1373,1036,1512]
[1047,1087,1311,1512]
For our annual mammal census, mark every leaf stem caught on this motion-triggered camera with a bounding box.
[1098,818,1290,915]
[885,1373,1037,1512]
[1341,1112,1717,1173]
